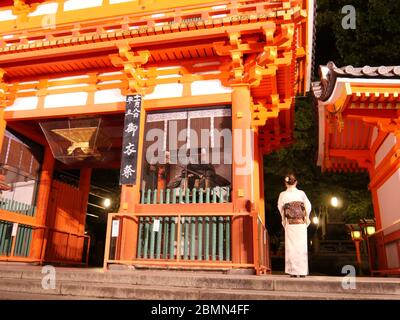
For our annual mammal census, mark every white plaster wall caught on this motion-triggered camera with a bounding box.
[191,80,232,96]
[377,168,400,229]
[5,97,38,111]
[375,133,397,168]
[44,92,88,108]
[28,3,59,16]
[64,0,103,11]
[144,83,183,100]
[94,89,125,104]
[385,243,399,269]
[370,127,378,148]
[2,181,36,205]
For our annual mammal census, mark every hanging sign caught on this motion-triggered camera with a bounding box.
[120,94,142,185]
[153,219,160,232]
[12,223,18,237]
[111,220,120,238]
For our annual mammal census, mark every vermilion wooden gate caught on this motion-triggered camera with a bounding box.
[44,180,89,264]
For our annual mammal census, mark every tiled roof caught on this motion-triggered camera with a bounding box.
[312,61,400,101]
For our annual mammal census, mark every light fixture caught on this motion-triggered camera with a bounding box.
[330,196,339,207]
[312,216,319,225]
[346,223,363,275]
[366,226,376,236]
[346,223,362,241]
[351,230,362,240]
[103,198,111,208]
[359,218,376,238]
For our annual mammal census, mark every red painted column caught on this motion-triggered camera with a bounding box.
[31,146,55,261]
[231,84,256,266]
[79,168,92,233]
[0,108,6,152]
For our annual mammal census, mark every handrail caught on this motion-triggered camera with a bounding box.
[104,210,270,274]
[44,228,91,266]
[111,211,248,218]
[370,219,400,236]
[0,215,90,265]
[367,219,400,276]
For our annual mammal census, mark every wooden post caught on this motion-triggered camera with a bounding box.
[31,146,55,262]
[79,168,92,234]
[355,240,362,275]
[0,107,6,153]
[231,84,256,267]
[103,213,113,271]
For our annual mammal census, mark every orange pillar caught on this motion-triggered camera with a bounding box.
[31,146,55,261]
[231,84,256,265]
[77,168,91,262]
[79,168,92,233]
[0,108,6,153]
[0,68,7,153]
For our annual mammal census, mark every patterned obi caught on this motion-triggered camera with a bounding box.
[287,218,306,225]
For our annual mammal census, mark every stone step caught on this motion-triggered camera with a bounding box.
[0,277,398,300]
[0,266,399,297]
[0,290,107,300]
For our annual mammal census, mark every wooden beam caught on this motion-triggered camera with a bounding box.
[6,121,46,145]
[0,209,42,227]
[329,149,370,159]
[4,93,232,120]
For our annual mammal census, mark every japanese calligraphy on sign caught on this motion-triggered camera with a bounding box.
[120,94,142,185]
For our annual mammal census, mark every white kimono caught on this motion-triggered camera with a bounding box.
[277,186,312,276]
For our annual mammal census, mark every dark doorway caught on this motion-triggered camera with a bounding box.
[86,169,120,267]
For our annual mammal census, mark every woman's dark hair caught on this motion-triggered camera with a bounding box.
[284,173,297,186]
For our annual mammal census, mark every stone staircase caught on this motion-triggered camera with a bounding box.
[0,264,399,300]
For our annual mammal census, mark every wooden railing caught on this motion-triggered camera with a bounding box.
[0,220,33,258]
[255,216,270,274]
[44,228,91,266]
[0,219,44,262]
[0,197,36,217]
[367,220,400,276]
[136,215,231,261]
[0,219,90,265]
[140,187,231,204]
[104,211,271,274]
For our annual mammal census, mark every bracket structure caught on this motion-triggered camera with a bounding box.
[110,46,151,95]
[214,23,297,128]
[0,69,14,109]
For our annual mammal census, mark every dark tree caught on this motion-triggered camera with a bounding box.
[264,0,400,235]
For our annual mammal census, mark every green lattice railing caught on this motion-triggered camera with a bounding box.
[140,187,230,204]
[0,221,33,257]
[0,197,36,216]
[136,216,231,262]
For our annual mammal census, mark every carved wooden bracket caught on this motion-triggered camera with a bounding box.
[0,69,14,109]
[12,0,39,23]
[110,46,151,95]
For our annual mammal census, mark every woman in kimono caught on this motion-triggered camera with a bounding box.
[277,173,312,278]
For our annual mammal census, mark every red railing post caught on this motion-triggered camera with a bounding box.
[103,213,113,271]
[85,236,91,266]
[176,215,181,262]
[252,212,260,275]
